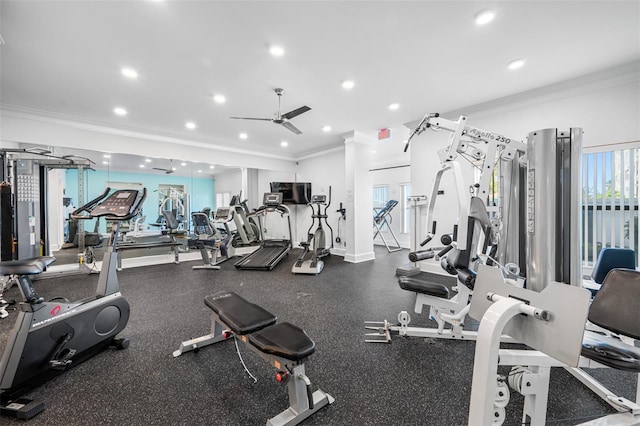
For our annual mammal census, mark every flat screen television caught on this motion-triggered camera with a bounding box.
[269,182,312,205]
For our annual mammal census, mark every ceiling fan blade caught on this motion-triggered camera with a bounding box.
[230,116,273,121]
[281,121,303,135]
[281,106,311,120]
[152,167,174,174]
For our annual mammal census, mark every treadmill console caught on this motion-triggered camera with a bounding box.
[263,192,283,207]
[214,207,232,222]
[311,195,327,204]
[92,190,140,218]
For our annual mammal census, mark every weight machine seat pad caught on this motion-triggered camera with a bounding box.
[581,330,640,372]
[0,256,56,276]
[588,269,640,340]
[204,291,276,335]
[398,276,450,299]
[248,322,316,361]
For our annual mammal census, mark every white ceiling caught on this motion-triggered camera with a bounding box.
[1,0,639,175]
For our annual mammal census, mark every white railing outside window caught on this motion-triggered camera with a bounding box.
[582,147,640,266]
[373,185,389,209]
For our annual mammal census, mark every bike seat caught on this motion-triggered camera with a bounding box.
[0,256,56,276]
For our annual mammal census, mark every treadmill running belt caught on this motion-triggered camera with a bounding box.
[234,245,289,270]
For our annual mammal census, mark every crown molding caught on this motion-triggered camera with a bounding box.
[1,104,296,162]
[404,60,640,129]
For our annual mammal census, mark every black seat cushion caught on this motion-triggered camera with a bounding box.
[398,276,450,299]
[248,322,315,361]
[204,291,276,335]
[588,269,640,340]
[0,256,56,276]
[582,330,640,372]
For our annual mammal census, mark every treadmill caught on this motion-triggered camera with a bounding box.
[234,193,292,271]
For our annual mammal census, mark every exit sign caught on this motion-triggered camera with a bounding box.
[378,128,391,140]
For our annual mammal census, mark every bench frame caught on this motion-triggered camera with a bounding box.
[173,297,334,426]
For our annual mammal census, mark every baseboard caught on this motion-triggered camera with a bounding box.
[343,251,375,263]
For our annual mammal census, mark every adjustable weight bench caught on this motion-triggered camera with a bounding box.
[173,291,334,426]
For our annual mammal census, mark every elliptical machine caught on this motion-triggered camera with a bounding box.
[0,187,145,419]
[292,187,334,275]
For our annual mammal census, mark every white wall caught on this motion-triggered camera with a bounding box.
[296,149,346,253]
[443,63,640,148]
[213,169,243,205]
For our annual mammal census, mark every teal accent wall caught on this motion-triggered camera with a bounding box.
[65,169,215,233]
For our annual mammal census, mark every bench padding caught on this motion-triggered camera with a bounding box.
[588,269,640,340]
[582,331,640,372]
[204,291,276,335]
[398,276,449,299]
[249,322,316,361]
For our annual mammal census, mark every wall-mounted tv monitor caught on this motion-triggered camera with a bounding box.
[269,182,312,205]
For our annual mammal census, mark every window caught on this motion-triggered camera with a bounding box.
[401,183,411,234]
[216,192,231,208]
[372,185,388,209]
[582,148,640,265]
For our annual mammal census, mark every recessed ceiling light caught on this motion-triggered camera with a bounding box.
[102,161,109,165]
[372,150,377,154]
[269,45,285,57]
[139,164,145,168]
[239,132,248,139]
[171,167,177,171]
[145,158,152,163]
[508,59,525,70]
[322,125,332,132]
[209,165,215,169]
[475,10,495,25]
[181,162,187,167]
[185,121,196,130]
[103,154,111,158]
[213,94,226,104]
[388,103,399,111]
[113,107,127,116]
[197,170,202,173]
[281,141,288,147]
[341,80,355,90]
[121,67,138,79]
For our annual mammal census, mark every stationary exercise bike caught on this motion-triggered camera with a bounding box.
[292,187,334,275]
[0,187,146,419]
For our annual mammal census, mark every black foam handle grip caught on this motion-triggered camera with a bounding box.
[409,250,435,262]
[419,236,432,247]
[457,268,477,290]
[437,245,453,258]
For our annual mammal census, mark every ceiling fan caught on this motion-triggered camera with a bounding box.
[230,88,311,135]
[153,160,175,174]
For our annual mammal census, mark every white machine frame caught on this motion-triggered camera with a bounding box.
[468,265,640,426]
[367,114,524,343]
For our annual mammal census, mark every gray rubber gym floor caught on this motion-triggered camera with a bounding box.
[0,246,636,425]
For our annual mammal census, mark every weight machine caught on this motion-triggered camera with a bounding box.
[366,114,525,342]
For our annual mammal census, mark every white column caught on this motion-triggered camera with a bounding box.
[343,131,375,263]
[241,167,259,207]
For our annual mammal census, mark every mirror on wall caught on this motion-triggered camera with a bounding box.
[2,143,236,267]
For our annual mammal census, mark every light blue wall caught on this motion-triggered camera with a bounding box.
[65,169,215,233]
